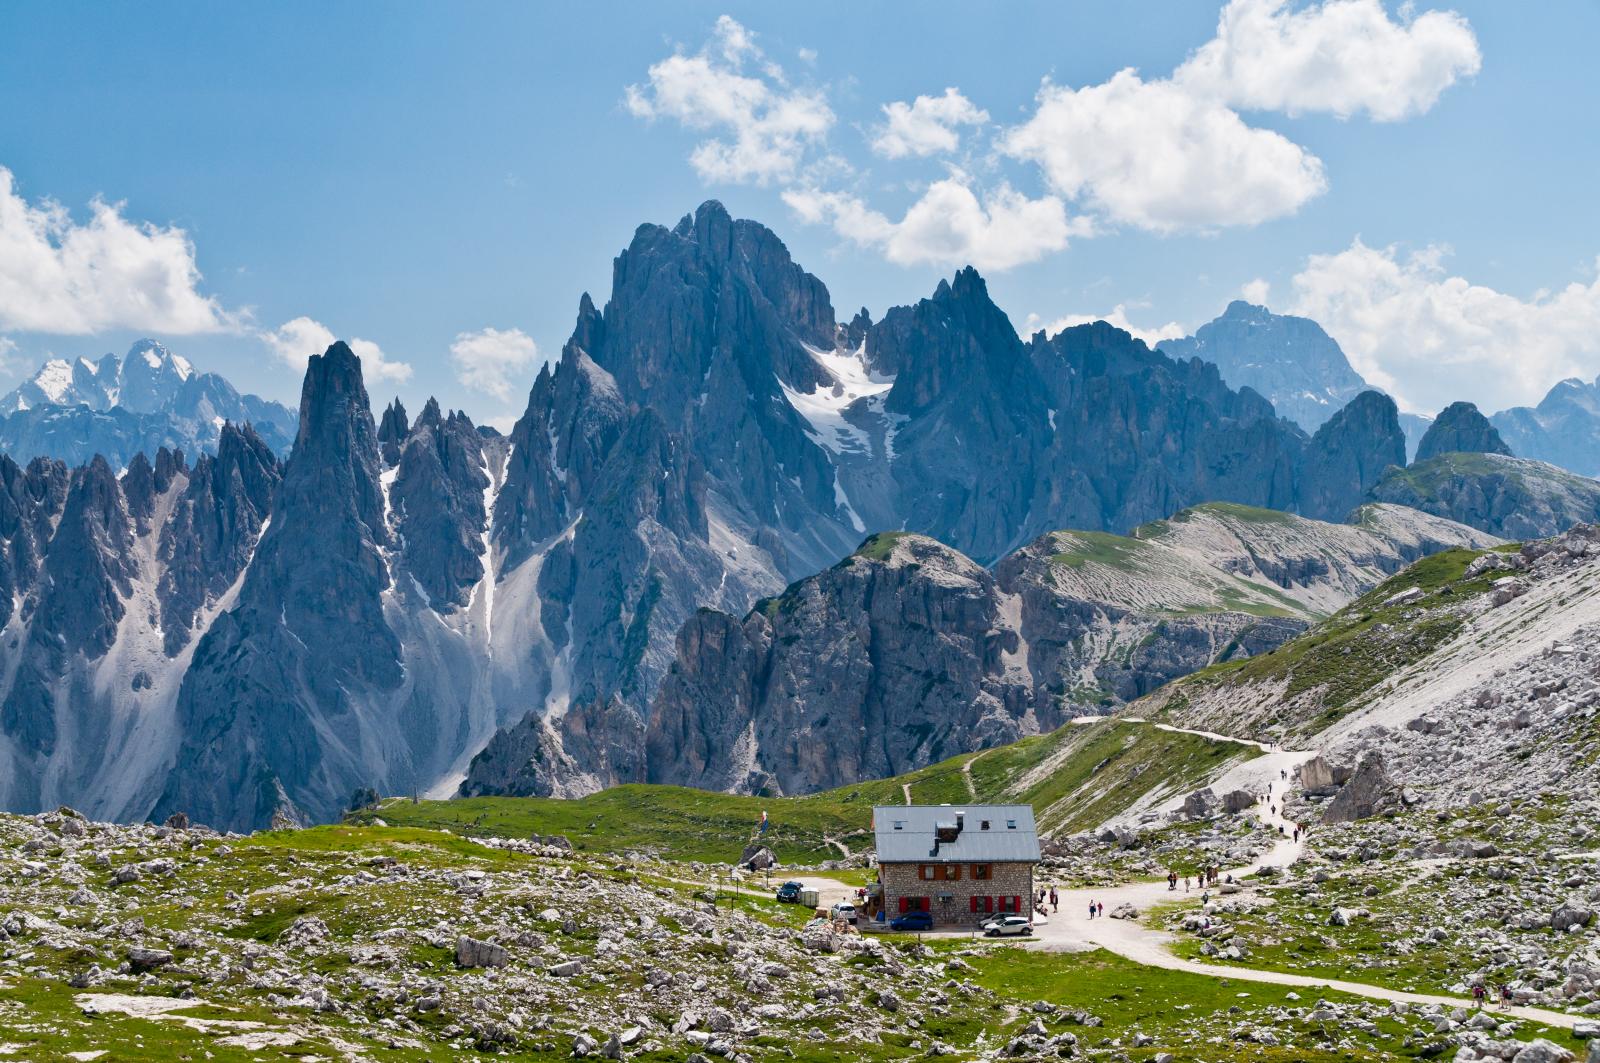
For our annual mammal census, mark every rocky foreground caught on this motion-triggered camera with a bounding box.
[1,804,1596,1063]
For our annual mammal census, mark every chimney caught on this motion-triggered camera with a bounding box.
[955,812,965,835]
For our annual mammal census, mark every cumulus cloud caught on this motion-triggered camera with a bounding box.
[1286,240,1600,414]
[625,15,832,185]
[1001,70,1328,233]
[0,166,236,335]
[449,326,541,400]
[1176,0,1481,121]
[783,176,1080,272]
[260,316,412,385]
[996,0,1476,234]
[871,88,989,159]
[1024,305,1187,348]
[1241,277,1272,305]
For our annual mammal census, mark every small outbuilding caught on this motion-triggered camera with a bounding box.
[871,804,1040,926]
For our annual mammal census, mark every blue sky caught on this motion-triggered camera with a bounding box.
[1,1,1597,425]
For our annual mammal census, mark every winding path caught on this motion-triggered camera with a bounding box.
[1026,785,1582,1031]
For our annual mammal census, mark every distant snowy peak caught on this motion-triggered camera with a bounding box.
[0,340,298,465]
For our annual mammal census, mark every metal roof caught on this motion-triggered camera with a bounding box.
[873,804,1040,864]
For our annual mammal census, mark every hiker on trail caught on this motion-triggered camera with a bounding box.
[1097,902,1104,918]
[1472,984,1486,1007]
[1293,827,1300,842]
[1201,890,1210,906]
[1049,888,1058,912]
[1167,871,1177,891]
[1183,874,1190,893]
[1499,984,1513,1008]
[1088,900,1097,919]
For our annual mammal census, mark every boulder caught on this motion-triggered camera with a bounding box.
[455,936,510,968]
[1222,789,1256,814]
[1182,789,1218,819]
[1298,756,1339,796]
[1322,752,1399,823]
[127,947,173,972]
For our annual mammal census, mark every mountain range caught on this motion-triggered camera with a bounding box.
[0,200,1596,831]
[0,339,297,467]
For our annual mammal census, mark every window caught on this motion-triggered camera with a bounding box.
[972,863,991,880]
[1006,819,1017,829]
[999,895,1022,913]
[892,820,904,830]
[980,819,991,830]
[900,895,929,912]
[970,895,995,914]
[919,864,961,881]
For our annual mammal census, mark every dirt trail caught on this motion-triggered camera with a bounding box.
[1026,787,1581,1031]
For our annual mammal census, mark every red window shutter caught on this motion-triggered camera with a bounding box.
[898,896,908,913]
[1014,895,1022,912]
[969,896,978,913]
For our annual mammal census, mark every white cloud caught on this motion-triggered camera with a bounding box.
[1176,0,1481,121]
[784,176,1079,272]
[625,16,832,186]
[0,166,237,335]
[1024,305,1187,348]
[449,326,541,400]
[260,317,412,385]
[871,88,989,159]
[1286,240,1600,414]
[1241,277,1272,305]
[1001,71,1327,233]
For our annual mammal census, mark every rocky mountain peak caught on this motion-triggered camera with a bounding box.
[1416,401,1513,462]
[1158,301,1369,432]
[1296,390,1406,521]
[377,398,409,464]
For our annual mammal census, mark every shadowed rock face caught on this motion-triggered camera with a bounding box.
[645,534,1035,796]
[157,427,281,655]
[392,400,488,610]
[158,342,401,830]
[1295,391,1408,522]
[1415,401,1512,462]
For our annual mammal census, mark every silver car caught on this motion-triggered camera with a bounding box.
[981,915,1032,937]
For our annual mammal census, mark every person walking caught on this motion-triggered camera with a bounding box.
[1088,899,1096,920]
[1049,888,1058,913]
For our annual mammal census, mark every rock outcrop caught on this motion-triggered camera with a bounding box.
[1415,401,1512,462]
[1369,453,1600,539]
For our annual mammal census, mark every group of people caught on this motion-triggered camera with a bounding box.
[1034,887,1059,915]
[1168,865,1223,892]
[1086,900,1106,919]
[1471,983,1516,1009]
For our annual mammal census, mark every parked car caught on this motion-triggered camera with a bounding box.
[890,909,934,932]
[981,915,1032,937]
[830,903,858,925]
[775,881,804,903]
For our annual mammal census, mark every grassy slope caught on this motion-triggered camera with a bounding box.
[1157,546,1511,735]
[363,720,1256,863]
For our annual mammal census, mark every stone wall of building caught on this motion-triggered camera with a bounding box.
[879,861,1035,926]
